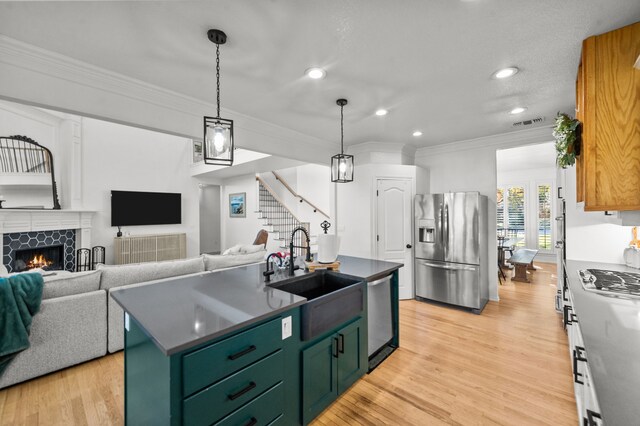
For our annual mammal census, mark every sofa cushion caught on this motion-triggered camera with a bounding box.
[97,257,205,290]
[222,244,243,256]
[203,251,266,271]
[42,270,102,300]
[240,244,265,254]
[0,264,8,277]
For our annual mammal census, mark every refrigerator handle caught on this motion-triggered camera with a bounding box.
[417,260,478,271]
[444,203,449,250]
[439,204,444,244]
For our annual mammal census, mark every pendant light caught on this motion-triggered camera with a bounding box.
[203,29,234,166]
[331,99,354,183]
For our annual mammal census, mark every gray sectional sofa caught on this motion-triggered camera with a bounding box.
[0,250,266,389]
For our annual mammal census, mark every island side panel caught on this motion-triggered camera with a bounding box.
[391,270,400,347]
[281,307,303,425]
[125,314,181,426]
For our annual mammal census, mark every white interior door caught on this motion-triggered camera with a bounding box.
[376,179,413,299]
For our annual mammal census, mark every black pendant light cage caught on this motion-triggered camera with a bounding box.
[203,29,234,166]
[331,98,354,183]
[203,116,234,165]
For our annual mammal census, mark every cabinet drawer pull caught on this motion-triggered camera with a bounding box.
[228,381,257,401]
[338,333,345,354]
[584,409,602,426]
[228,345,257,361]
[244,417,258,426]
[333,337,339,358]
[564,305,573,328]
[573,346,587,385]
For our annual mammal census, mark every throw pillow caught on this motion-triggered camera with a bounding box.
[222,244,243,256]
[0,263,8,277]
[240,244,265,254]
[42,270,102,299]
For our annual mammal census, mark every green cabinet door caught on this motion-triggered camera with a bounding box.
[301,334,338,425]
[336,319,365,394]
[301,318,367,425]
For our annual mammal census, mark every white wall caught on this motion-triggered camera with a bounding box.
[221,164,334,254]
[81,117,200,264]
[199,185,221,254]
[337,164,424,258]
[220,174,281,253]
[564,166,632,264]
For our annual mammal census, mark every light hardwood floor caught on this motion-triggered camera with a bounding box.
[0,262,576,425]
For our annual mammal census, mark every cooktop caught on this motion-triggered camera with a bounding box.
[579,268,640,298]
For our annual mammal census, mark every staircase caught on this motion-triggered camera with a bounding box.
[256,177,312,252]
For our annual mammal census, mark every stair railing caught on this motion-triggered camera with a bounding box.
[271,171,330,219]
[255,175,310,253]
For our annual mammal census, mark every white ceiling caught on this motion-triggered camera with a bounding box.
[0,1,638,149]
[497,142,556,173]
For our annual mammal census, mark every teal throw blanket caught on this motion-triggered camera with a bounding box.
[0,273,44,375]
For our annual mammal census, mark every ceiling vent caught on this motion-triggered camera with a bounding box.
[512,117,545,127]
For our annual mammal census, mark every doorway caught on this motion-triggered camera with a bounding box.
[375,178,413,299]
[496,142,557,278]
[199,184,221,254]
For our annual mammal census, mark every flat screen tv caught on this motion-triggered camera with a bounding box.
[111,190,181,226]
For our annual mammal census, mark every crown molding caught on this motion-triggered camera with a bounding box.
[0,34,336,153]
[347,141,417,157]
[415,125,554,158]
[0,99,63,127]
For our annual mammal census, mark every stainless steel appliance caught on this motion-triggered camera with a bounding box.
[414,192,489,313]
[555,198,567,311]
[579,269,640,298]
[367,274,393,358]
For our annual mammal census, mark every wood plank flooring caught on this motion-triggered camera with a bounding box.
[0,262,576,425]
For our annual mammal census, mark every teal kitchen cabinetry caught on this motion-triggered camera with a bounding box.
[124,308,301,426]
[301,317,367,425]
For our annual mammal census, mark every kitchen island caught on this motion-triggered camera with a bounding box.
[564,260,640,425]
[111,255,401,425]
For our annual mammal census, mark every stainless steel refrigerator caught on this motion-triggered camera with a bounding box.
[414,192,489,313]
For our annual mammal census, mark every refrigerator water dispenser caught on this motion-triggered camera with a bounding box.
[418,219,435,243]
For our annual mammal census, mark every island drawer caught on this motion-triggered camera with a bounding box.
[214,382,284,426]
[183,350,284,426]
[183,318,282,396]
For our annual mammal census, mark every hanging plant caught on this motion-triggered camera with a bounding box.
[553,113,582,168]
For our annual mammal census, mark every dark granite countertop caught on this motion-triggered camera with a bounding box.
[111,255,402,356]
[336,255,402,282]
[565,259,640,426]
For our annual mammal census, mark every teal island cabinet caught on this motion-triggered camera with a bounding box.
[125,308,302,425]
[301,317,367,424]
[111,256,402,426]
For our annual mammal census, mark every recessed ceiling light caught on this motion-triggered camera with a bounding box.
[375,109,388,116]
[412,131,423,137]
[493,67,519,79]
[305,67,326,79]
[509,107,527,115]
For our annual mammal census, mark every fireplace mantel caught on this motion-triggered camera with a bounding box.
[0,209,95,234]
[0,209,95,269]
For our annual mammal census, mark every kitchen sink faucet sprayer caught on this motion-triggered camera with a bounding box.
[290,226,312,276]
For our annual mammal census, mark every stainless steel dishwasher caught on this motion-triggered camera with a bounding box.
[367,274,393,358]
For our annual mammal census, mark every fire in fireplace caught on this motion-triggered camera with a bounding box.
[14,245,64,272]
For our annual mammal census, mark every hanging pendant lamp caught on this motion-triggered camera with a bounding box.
[203,29,234,166]
[331,99,354,183]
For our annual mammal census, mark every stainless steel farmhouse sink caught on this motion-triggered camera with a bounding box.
[268,270,365,341]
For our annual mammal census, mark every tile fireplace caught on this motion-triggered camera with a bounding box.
[3,229,75,273]
[0,209,95,273]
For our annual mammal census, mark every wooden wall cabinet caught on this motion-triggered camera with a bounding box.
[575,21,640,211]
